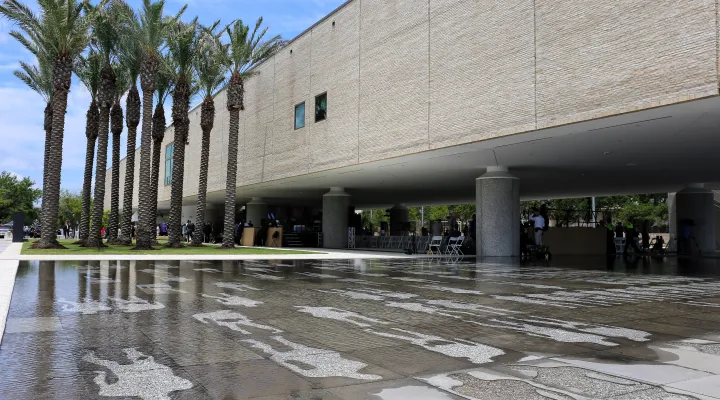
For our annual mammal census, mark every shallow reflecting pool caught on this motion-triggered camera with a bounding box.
[2,258,720,399]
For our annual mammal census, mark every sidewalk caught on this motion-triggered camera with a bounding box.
[0,239,468,261]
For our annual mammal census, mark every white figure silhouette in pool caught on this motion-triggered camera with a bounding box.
[83,348,193,400]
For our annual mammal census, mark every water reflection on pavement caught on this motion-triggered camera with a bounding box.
[2,257,720,399]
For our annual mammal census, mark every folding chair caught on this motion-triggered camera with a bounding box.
[450,236,465,256]
[428,236,443,254]
[445,237,458,254]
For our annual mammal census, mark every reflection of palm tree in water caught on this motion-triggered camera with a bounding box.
[83,348,192,400]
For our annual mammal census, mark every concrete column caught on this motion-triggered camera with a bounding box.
[668,192,676,239]
[322,187,351,249]
[181,205,195,224]
[389,204,409,235]
[476,166,520,257]
[675,184,716,253]
[246,197,268,226]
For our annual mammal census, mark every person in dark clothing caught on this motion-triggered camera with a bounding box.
[255,220,269,246]
[623,220,642,254]
[641,221,650,250]
[615,223,624,239]
[203,222,211,243]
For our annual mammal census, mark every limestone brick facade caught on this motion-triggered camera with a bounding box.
[108,0,720,211]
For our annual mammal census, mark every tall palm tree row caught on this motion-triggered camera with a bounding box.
[221,18,281,248]
[191,22,227,247]
[133,0,184,250]
[117,3,143,246]
[165,19,199,248]
[150,62,172,244]
[85,2,119,248]
[73,52,101,244]
[106,67,129,244]
[1,0,93,249]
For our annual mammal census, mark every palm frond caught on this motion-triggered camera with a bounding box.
[88,0,120,65]
[225,17,281,77]
[113,0,142,82]
[2,0,92,63]
[166,17,199,81]
[113,62,131,102]
[155,53,174,104]
[74,49,102,99]
[195,20,228,99]
[14,59,52,102]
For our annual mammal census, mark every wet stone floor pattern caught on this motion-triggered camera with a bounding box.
[2,259,720,399]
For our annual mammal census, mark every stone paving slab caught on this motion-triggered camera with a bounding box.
[2,258,720,399]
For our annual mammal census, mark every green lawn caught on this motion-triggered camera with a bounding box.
[21,239,321,256]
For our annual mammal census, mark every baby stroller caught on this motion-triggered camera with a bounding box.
[520,223,552,261]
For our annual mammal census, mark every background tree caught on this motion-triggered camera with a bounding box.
[107,65,130,244]
[165,19,199,247]
[221,18,281,248]
[149,58,173,243]
[86,2,119,248]
[191,21,227,246]
[134,0,185,250]
[1,0,92,248]
[116,3,143,245]
[0,172,42,223]
[73,51,101,244]
[58,189,82,229]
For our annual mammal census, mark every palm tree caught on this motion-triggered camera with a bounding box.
[116,4,143,245]
[221,18,281,248]
[191,22,227,247]
[150,60,172,243]
[106,66,129,244]
[165,19,199,248]
[73,51,101,244]
[1,0,92,248]
[133,0,185,250]
[13,56,52,218]
[85,2,119,248]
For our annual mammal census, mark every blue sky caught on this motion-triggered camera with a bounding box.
[0,0,346,192]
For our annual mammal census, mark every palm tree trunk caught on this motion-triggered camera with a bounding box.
[191,96,214,246]
[33,55,73,249]
[167,78,190,248]
[221,74,244,249]
[119,85,140,245]
[106,102,123,244]
[41,102,52,210]
[85,65,116,248]
[40,102,52,238]
[134,57,159,250]
[76,100,99,244]
[150,102,165,244]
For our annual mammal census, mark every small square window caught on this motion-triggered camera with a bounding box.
[294,102,305,130]
[315,93,327,122]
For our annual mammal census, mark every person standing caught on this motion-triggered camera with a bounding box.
[529,208,546,245]
[431,219,442,237]
[186,220,195,243]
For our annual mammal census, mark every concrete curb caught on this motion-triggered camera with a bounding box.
[0,259,19,346]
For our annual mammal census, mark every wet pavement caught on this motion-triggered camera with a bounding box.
[2,256,720,399]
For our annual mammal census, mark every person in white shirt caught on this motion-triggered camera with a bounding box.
[529,208,545,245]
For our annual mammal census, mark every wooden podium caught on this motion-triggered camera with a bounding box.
[241,227,260,247]
[266,228,283,247]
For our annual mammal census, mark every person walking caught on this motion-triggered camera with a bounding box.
[185,220,195,243]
